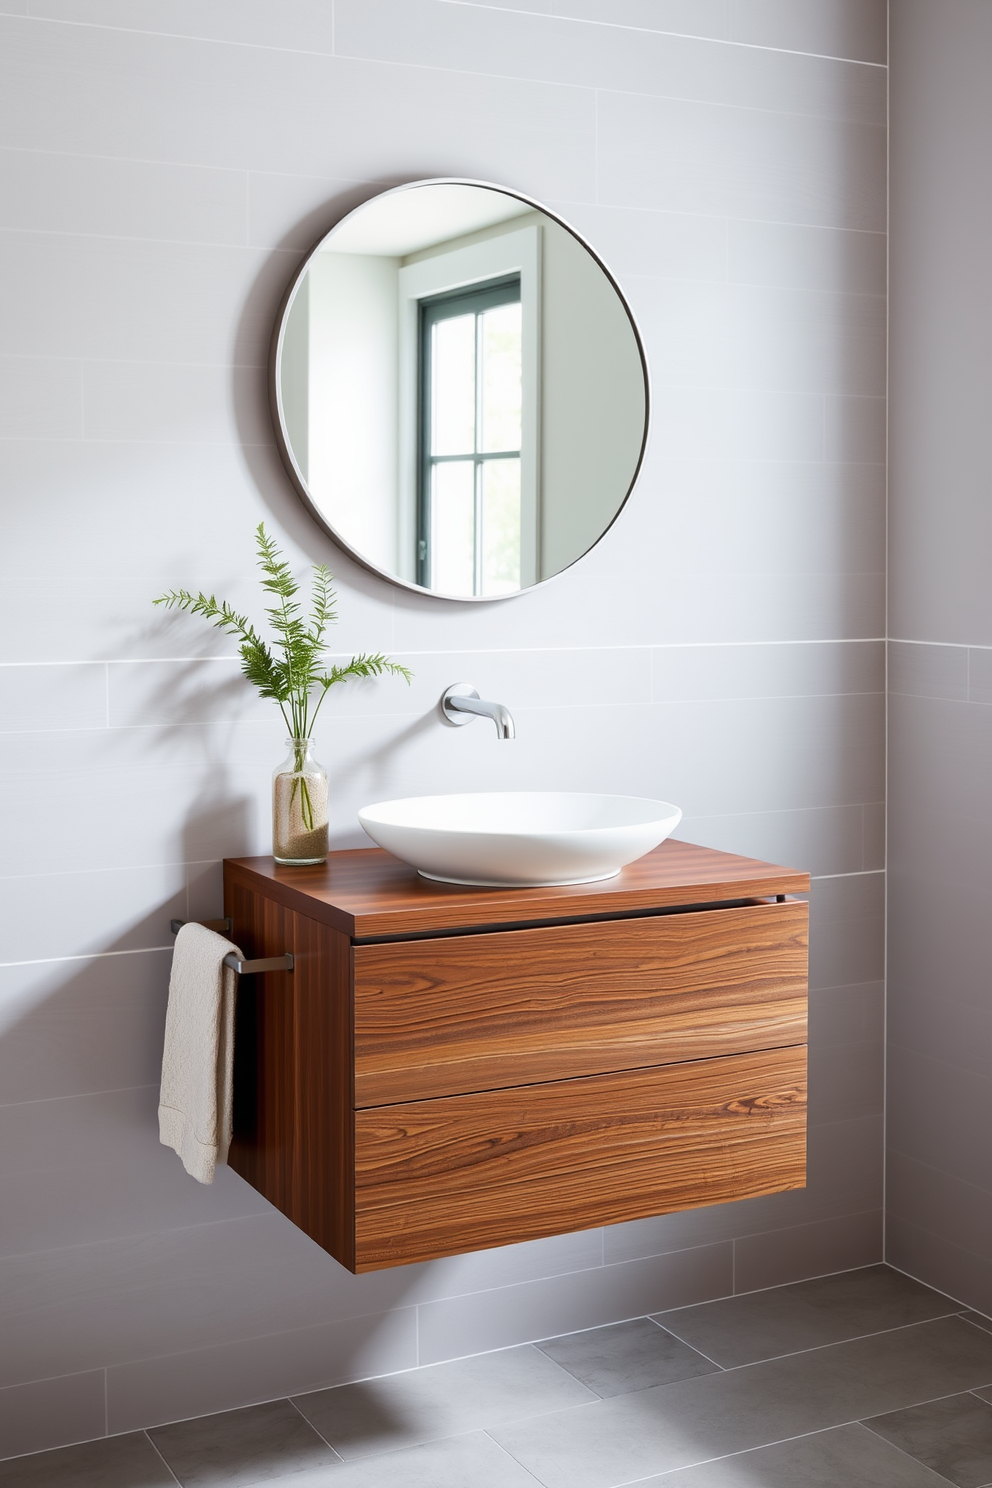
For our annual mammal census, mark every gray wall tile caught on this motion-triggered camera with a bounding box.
[651,641,883,703]
[605,1115,883,1264]
[730,0,887,64]
[0,957,171,1103]
[598,91,885,231]
[549,1,729,40]
[886,1217,992,1318]
[734,1210,883,1293]
[681,804,866,878]
[888,641,968,701]
[887,1149,992,1261]
[0,1370,106,1462]
[729,218,886,296]
[808,871,884,990]
[0,146,247,242]
[967,646,992,704]
[25,0,340,51]
[0,664,106,733]
[335,1,886,124]
[808,1030,883,1126]
[107,1310,418,1434]
[417,1246,734,1365]
[889,0,992,645]
[0,356,82,439]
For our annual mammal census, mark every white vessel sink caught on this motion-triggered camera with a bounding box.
[357,791,683,887]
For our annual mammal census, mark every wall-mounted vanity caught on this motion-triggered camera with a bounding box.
[224,842,809,1274]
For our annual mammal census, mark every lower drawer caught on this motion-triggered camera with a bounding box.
[354,1044,806,1271]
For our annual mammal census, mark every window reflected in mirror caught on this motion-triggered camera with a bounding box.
[421,275,522,595]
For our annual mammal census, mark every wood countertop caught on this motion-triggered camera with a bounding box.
[224,839,810,941]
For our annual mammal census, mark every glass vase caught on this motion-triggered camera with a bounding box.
[272,738,329,865]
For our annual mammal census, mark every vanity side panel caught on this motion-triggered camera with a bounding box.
[354,901,808,1104]
[300,915,355,1270]
[353,1045,806,1270]
[225,875,355,1271]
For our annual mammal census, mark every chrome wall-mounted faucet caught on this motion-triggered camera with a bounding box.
[441,683,516,740]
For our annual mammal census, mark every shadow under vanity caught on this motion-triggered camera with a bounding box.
[224,841,809,1274]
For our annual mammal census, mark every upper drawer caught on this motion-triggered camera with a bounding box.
[353,899,807,1106]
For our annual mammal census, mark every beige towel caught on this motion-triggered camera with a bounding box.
[159,922,243,1184]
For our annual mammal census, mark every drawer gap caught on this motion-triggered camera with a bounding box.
[354,1040,809,1111]
[352,895,803,945]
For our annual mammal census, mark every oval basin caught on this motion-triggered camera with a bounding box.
[357,791,683,887]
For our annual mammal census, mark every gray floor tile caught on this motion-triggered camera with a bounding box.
[536,1318,719,1399]
[632,1422,955,1486]
[654,1264,957,1367]
[965,1313,992,1339]
[0,1432,174,1488]
[149,1399,338,1486]
[490,1316,992,1488]
[243,1432,542,1487]
[292,1345,596,1461]
[864,1392,992,1488]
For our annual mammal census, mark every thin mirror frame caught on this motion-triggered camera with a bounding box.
[268,178,651,602]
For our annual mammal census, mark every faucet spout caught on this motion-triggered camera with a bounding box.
[441,684,516,739]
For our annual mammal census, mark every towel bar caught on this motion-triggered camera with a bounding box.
[170,919,294,976]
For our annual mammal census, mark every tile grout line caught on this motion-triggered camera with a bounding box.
[286,1395,345,1462]
[142,1429,183,1486]
[858,1427,962,1488]
[646,1316,725,1372]
[0,946,174,969]
[4,0,891,69]
[608,1411,961,1487]
[0,1206,285,1267]
[529,1343,606,1402]
[658,1308,966,1375]
[3,1306,981,1474]
[483,1426,552,1484]
[0,639,889,665]
[441,0,889,67]
[861,1408,989,1486]
[3,11,892,128]
[0,1081,158,1114]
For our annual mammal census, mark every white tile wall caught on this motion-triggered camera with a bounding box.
[0,0,886,1457]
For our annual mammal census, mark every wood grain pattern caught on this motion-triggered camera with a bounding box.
[223,843,810,1275]
[225,839,809,940]
[225,869,355,1270]
[354,1045,807,1270]
[353,901,808,1105]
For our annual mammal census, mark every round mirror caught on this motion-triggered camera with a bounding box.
[270,179,649,601]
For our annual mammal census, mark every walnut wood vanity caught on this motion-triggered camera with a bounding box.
[224,842,809,1273]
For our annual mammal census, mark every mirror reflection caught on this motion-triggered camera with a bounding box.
[273,181,648,599]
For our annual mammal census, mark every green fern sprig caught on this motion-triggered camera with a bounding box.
[154,524,411,750]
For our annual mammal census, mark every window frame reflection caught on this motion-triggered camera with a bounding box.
[418,274,522,595]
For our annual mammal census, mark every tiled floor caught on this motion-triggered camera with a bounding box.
[5,1265,992,1486]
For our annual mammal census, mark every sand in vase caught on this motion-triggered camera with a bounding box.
[273,769,329,862]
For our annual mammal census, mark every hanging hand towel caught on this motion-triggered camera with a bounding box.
[159,921,243,1184]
